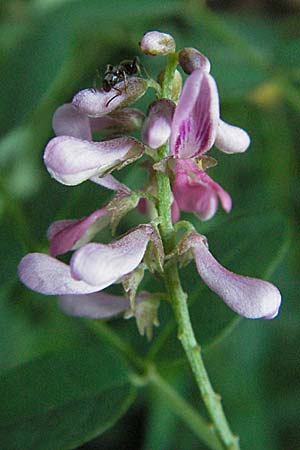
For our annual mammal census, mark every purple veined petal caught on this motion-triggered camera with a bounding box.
[58,292,131,319]
[170,69,220,159]
[44,135,144,185]
[47,207,111,257]
[172,159,231,221]
[18,253,104,295]
[52,103,92,140]
[142,99,175,149]
[192,236,282,319]
[70,225,154,287]
[90,174,132,194]
[215,119,251,154]
[72,78,148,117]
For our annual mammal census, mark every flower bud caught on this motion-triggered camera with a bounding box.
[124,294,160,340]
[140,31,175,56]
[179,47,211,74]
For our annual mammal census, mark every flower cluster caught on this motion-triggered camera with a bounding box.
[18,31,281,339]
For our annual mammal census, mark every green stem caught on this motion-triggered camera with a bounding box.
[147,366,223,450]
[155,53,241,450]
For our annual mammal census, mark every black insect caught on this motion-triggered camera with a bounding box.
[96,56,142,107]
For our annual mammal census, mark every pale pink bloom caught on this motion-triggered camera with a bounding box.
[18,225,160,295]
[59,291,145,319]
[190,234,282,319]
[44,135,144,186]
[172,159,231,221]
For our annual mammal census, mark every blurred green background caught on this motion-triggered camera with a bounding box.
[0,0,299,449]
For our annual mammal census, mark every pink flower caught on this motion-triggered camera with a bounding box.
[188,234,281,319]
[170,69,250,159]
[172,159,231,221]
[44,101,146,187]
[18,224,162,295]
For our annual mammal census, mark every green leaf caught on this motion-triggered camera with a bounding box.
[150,212,289,363]
[0,343,135,450]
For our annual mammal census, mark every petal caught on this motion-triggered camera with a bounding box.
[72,78,148,117]
[215,119,251,154]
[58,292,131,319]
[170,69,220,159]
[52,103,91,140]
[192,236,282,319]
[70,225,153,287]
[48,207,111,257]
[18,253,103,295]
[142,99,175,149]
[173,160,231,220]
[44,136,144,185]
[90,108,144,134]
[89,174,131,194]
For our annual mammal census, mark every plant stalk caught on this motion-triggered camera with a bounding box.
[155,53,241,450]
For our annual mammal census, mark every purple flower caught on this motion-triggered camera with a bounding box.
[18,224,162,295]
[47,206,111,257]
[188,234,281,319]
[170,69,250,159]
[172,159,231,221]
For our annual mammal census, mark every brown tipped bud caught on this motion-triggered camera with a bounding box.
[179,47,211,74]
[140,31,175,56]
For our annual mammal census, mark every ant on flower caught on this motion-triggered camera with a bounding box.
[93,56,144,106]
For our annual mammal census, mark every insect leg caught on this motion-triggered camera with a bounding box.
[106,87,122,107]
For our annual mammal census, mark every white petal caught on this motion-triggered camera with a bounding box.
[215,120,250,154]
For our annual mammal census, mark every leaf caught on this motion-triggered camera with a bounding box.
[151,212,289,363]
[0,343,135,450]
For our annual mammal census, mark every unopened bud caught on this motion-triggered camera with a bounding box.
[124,294,160,341]
[140,31,175,56]
[179,47,211,74]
